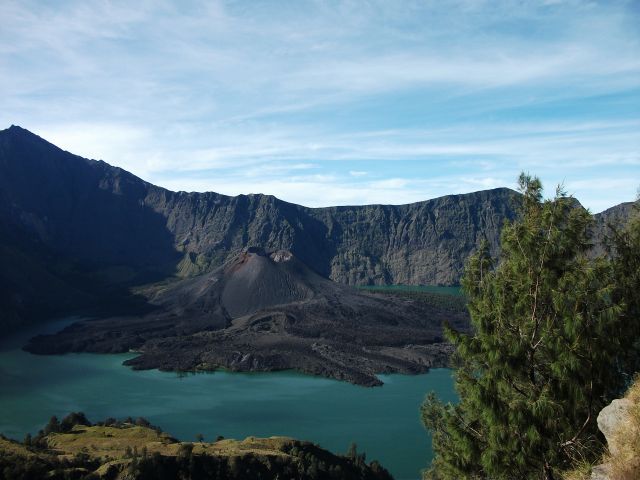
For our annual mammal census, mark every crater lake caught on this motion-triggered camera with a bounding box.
[0,318,457,480]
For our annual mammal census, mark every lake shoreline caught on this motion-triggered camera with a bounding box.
[0,317,457,479]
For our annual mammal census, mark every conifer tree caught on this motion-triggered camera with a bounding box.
[43,416,61,435]
[422,174,640,480]
[608,200,640,380]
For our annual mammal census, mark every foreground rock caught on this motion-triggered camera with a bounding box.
[26,248,466,386]
[587,378,640,480]
[0,414,392,480]
[597,398,634,457]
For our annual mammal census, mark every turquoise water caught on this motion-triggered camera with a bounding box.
[358,285,463,296]
[0,319,457,480]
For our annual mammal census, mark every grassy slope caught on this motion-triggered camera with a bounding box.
[47,425,306,460]
[1,420,393,480]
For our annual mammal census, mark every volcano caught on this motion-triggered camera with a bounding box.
[26,248,467,386]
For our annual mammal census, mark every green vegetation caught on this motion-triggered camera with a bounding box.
[0,412,393,480]
[358,285,463,296]
[422,174,640,480]
[360,285,467,313]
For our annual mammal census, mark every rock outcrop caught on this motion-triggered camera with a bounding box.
[597,398,633,457]
[590,378,640,480]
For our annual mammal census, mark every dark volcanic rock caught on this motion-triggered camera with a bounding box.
[0,125,520,331]
[0,125,633,334]
[26,249,466,386]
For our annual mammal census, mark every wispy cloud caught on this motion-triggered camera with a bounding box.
[1,0,638,212]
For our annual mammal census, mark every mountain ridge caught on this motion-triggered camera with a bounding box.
[0,125,518,283]
[0,125,632,333]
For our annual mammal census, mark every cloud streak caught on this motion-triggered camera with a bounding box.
[1,0,638,212]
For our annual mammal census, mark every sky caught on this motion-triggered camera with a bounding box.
[1,0,639,212]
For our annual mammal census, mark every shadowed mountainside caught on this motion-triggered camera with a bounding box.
[26,247,467,386]
[0,125,519,332]
[0,125,631,334]
[591,200,637,257]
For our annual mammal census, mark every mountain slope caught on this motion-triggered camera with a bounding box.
[0,125,631,334]
[0,414,393,480]
[0,125,519,285]
[0,125,519,330]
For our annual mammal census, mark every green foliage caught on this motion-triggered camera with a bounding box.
[60,412,90,432]
[607,202,640,383]
[345,441,367,468]
[134,417,152,428]
[422,174,640,480]
[129,440,391,480]
[43,415,61,435]
[2,414,394,480]
[177,442,193,459]
[0,435,100,480]
[346,441,358,460]
[361,287,468,313]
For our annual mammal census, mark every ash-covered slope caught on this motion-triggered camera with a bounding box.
[26,248,466,386]
[161,247,318,320]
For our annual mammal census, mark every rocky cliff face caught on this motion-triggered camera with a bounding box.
[159,186,518,286]
[0,125,630,331]
[0,126,517,285]
[591,201,637,258]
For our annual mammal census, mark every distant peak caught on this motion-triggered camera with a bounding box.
[2,125,47,143]
[6,124,29,133]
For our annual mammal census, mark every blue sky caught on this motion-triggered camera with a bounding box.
[1,0,638,212]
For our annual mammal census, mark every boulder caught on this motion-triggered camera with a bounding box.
[597,398,633,456]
